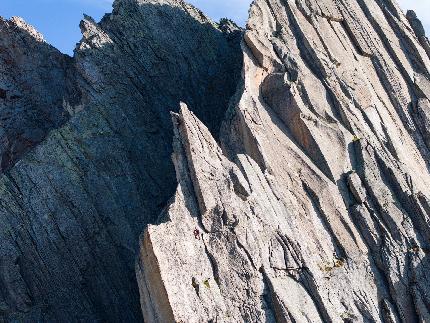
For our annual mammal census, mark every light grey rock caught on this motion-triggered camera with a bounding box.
[136,0,430,322]
[347,172,367,204]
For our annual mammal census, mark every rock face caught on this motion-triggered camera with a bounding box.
[0,17,78,171]
[0,1,242,321]
[136,0,430,322]
[2,0,430,322]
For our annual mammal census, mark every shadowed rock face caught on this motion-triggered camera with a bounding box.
[136,0,430,322]
[0,0,242,321]
[0,17,79,172]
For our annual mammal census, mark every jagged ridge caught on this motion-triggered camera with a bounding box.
[136,0,430,322]
[0,0,242,321]
[1,0,430,322]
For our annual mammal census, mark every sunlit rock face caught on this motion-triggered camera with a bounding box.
[136,0,430,322]
[2,0,430,322]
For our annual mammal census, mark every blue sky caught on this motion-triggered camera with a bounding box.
[1,0,429,55]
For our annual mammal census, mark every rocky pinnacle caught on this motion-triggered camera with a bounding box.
[137,0,430,322]
[1,0,430,322]
[0,1,242,321]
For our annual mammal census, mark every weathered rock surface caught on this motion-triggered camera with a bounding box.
[0,0,242,321]
[407,10,430,59]
[0,17,78,172]
[2,0,430,322]
[136,0,430,322]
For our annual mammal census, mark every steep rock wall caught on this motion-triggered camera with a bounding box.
[136,0,430,322]
[0,17,78,172]
[0,0,242,321]
[2,0,430,321]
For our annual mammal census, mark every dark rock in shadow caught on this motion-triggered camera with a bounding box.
[0,16,79,172]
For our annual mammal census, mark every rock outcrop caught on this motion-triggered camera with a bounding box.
[0,17,78,172]
[0,1,242,321]
[2,0,430,322]
[136,0,430,322]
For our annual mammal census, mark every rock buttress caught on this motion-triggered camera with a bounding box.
[0,0,243,321]
[137,0,430,322]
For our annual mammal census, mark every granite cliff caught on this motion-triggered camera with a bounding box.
[1,0,430,322]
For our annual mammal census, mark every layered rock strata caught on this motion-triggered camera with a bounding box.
[0,16,77,171]
[2,0,430,321]
[0,1,242,321]
[136,0,430,322]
